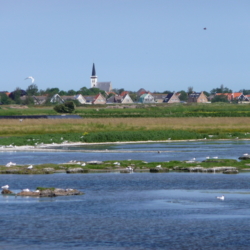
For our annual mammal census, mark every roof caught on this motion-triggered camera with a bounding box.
[92,63,96,76]
[120,91,129,97]
[163,93,174,102]
[95,82,112,92]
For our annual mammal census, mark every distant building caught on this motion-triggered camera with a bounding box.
[163,93,180,103]
[187,92,208,103]
[90,63,112,93]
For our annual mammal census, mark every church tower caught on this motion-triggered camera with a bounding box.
[90,63,98,88]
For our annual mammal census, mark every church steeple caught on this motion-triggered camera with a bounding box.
[90,63,98,88]
[92,63,96,76]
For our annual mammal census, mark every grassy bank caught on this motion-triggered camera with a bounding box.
[0,159,249,174]
[2,103,250,118]
[0,117,250,145]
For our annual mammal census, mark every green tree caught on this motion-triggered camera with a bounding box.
[178,90,187,101]
[0,93,12,104]
[26,84,38,96]
[211,95,229,103]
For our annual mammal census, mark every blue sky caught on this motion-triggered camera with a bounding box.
[1,0,250,93]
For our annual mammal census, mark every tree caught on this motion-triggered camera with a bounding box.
[210,85,232,95]
[163,90,172,94]
[67,89,76,95]
[187,86,193,94]
[178,90,187,101]
[0,93,12,104]
[54,101,76,113]
[211,95,229,103]
[26,84,38,96]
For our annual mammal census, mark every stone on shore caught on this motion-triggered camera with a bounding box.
[17,188,84,197]
[1,189,14,195]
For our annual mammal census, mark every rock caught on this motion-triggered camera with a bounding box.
[223,169,239,174]
[17,188,84,197]
[43,168,55,173]
[17,191,40,196]
[239,155,250,160]
[1,189,13,195]
[87,161,103,165]
[66,168,84,173]
[150,168,169,173]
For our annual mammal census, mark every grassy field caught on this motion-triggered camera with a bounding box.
[1,103,250,145]
[0,117,249,145]
[0,117,250,136]
[2,103,250,118]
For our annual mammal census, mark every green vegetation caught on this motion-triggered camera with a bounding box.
[54,101,76,113]
[2,103,250,118]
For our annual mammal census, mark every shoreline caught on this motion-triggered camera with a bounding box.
[1,138,249,152]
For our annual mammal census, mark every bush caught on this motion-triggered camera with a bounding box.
[54,101,75,113]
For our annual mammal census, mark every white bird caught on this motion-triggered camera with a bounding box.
[25,76,35,83]
[113,162,120,165]
[81,163,86,166]
[191,158,196,161]
[6,162,16,167]
[1,185,9,190]
[27,165,33,169]
[155,165,162,169]
[22,188,30,192]
[243,153,249,156]
[217,195,225,200]
[213,156,218,159]
[126,166,133,172]
[206,156,210,159]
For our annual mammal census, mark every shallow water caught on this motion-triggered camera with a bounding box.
[1,172,250,249]
[0,140,250,165]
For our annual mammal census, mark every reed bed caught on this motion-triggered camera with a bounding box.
[0,117,250,136]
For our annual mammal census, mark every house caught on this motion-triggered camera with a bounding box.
[106,95,123,103]
[139,93,155,103]
[50,94,64,104]
[90,63,112,93]
[121,93,134,104]
[33,96,47,105]
[163,93,180,103]
[92,93,106,104]
[215,92,247,102]
[83,95,96,104]
[107,93,134,104]
[151,93,167,103]
[187,92,208,103]
[137,88,146,96]
[74,94,86,104]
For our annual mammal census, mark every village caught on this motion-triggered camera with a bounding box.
[1,63,250,106]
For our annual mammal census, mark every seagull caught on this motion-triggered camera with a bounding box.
[22,188,30,192]
[206,156,210,159]
[27,165,33,169]
[126,166,133,172]
[243,153,249,156]
[1,185,9,190]
[25,76,35,83]
[217,195,225,200]
[213,156,218,159]
[155,165,162,169]
[113,162,120,165]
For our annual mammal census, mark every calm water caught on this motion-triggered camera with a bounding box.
[1,172,250,249]
[1,140,250,249]
[0,140,250,165]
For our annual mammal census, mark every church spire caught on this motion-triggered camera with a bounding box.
[92,63,96,76]
[90,63,97,88]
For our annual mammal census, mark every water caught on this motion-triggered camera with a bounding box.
[1,140,250,249]
[1,172,250,249]
[0,140,250,165]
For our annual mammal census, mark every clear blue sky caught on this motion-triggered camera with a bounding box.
[1,0,250,93]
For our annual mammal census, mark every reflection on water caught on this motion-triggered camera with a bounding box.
[0,140,250,165]
[1,172,250,249]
